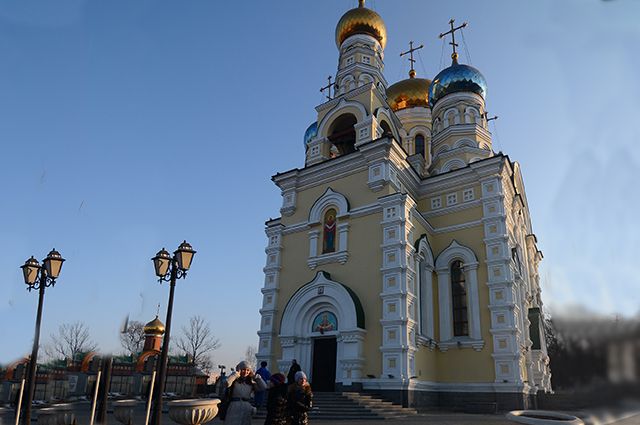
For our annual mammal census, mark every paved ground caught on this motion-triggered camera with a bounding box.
[1,402,639,425]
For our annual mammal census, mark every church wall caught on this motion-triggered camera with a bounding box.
[274,208,385,378]
[425,206,483,230]
[429,226,495,383]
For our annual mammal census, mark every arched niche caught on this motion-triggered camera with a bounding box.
[278,271,366,383]
[308,188,350,224]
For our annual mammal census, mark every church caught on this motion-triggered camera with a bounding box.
[256,1,551,411]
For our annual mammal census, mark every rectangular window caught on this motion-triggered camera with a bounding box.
[431,197,442,209]
[362,56,371,64]
[463,188,475,202]
[446,193,458,206]
[346,56,354,66]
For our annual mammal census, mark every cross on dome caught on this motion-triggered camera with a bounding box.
[400,41,424,78]
[320,76,336,100]
[439,18,467,64]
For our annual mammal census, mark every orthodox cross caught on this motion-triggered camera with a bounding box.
[400,41,424,78]
[439,18,468,63]
[484,112,499,123]
[320,75,336,100]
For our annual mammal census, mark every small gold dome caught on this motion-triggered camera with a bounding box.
[144,316,165,335]
[386,73,432,112]
[335,1,387,49]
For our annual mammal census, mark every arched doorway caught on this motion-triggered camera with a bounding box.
[278,271,366,388]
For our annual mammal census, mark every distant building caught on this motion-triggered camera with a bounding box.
[0,316,208,404]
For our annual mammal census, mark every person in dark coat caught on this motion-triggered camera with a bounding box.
[264,373,287,425]
[287,371,312,425]
[286,359,301,385]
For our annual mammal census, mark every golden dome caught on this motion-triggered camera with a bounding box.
[335,0,387,49]
[144,316,165,335]
[386,73,432,112]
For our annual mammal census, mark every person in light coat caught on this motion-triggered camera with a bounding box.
[223,361,266,425]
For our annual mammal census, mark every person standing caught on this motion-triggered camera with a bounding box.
[223,361,266,425]
[255,361,271,408]
[286,359,301,385]
[287,371,313,425]
[264,373,287,425]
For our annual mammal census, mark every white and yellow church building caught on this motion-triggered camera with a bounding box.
[256,1,552,411]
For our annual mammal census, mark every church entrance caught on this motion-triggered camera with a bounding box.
[311,337,337,392]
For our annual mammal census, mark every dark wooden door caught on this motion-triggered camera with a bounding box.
[311,337,337,392]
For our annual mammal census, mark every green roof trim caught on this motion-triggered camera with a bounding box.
[339,283,365,329]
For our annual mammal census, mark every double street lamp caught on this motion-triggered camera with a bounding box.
[19,249,65,425]
[150,241,195,425]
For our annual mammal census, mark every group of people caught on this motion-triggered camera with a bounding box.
[221,359,313,425]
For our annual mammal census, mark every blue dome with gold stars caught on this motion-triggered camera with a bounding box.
[429,62,487,107]
[304,121,318,147]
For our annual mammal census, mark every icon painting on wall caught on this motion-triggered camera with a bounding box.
[312,311,338,334]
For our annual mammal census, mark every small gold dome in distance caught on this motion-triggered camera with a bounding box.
[144,316,165,335]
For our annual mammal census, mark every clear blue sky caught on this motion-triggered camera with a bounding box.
[1,0,639,370]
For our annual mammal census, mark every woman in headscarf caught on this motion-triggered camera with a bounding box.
[264,373,287,425]
[287,371,313,425]
[222,361,267,425]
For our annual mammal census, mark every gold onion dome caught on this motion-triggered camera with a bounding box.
[335,0,387,49]
[386,71,432,112]
[144,316,165,335]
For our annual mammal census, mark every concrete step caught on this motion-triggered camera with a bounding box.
[256,391,417,420]
[342,392,418,418]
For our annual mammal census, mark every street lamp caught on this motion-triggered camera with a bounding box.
[19,249,65,425]
[150,241,195,425]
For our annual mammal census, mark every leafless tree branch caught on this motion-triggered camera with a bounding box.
[44,322,98,361]
[119,320,146,357]
[175,315,220,373]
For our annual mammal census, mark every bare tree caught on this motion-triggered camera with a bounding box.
[244,345,257,367]
[175,315,220,373]
[119,320,146,357]
[44,322,98,361]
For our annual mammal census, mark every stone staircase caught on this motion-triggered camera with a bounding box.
[255,391,417,420]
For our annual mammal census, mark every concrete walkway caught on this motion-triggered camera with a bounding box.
[2,402,639,425]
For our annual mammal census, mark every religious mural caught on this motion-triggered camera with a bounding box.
[312,311,338,334]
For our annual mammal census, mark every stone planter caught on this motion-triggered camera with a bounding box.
[507,410,584,425]
[113,399,139,425]
[36,408,58,425]
[51,403,75,425]
[167,399,221,425]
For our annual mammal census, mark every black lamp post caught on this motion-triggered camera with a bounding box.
[20,249,65,425]
[150,241,195,425]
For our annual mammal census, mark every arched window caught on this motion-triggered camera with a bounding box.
[322,208,337,254]
[328,114,357,155]
[380,120,392,137]
[451,260,468,336]
[415,134,425,157]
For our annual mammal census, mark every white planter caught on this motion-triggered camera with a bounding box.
[113,399,139,425]
[507,410,584,425]
[167,399,221,425]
